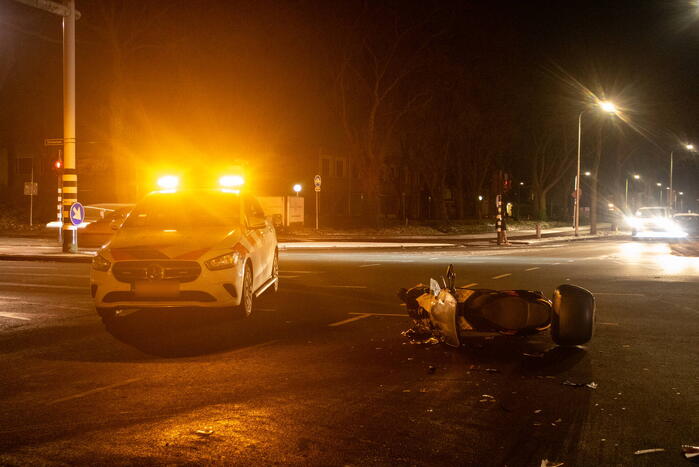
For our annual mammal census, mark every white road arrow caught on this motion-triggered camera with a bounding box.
[71,206,82,221]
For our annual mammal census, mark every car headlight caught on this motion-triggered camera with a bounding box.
[92,253,111,272]
[205,251,241,271]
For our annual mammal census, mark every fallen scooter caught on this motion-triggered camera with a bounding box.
[398,265,595,348]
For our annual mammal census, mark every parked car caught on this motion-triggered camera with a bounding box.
[673,213,699,238]
[90,189,278,325]
[79,206,134,248]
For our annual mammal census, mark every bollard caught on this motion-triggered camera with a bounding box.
[536,223,541,239]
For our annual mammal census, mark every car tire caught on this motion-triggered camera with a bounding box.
[96,307,117,327]
[551,284,595,346]
[233,263,254,319]
[271,250,279,293]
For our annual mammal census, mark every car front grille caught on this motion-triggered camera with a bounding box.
[112,261,202,283]
[102,291,216,303]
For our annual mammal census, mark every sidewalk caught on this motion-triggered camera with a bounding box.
[0,225,626,263]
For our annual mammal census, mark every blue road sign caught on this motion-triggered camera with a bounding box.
[69,202,84,226]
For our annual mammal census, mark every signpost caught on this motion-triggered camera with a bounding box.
[314,175,321,230]
[69,202,84,226]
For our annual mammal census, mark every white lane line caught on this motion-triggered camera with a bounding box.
[278,275,299,279]
[524,267,540,271]
[318,285,368,289]
[359,263,381,268]
[328,313,371,327]
[595,293,645,296]
[492,273,512,280]
[282,271,317,274]
[348,312,404,317]
[329,312,406,327]
[0,312,31,321]
[0,272,87,279]
[0,298,89,311]
[47,378,143,405]
[552,262,561,265]
[0,282,87,291]
[461,283,478,288]
[598,322,620,326]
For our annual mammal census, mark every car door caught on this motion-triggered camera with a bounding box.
[243,196,271,289]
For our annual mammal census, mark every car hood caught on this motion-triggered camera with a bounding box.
[107,227,242,261]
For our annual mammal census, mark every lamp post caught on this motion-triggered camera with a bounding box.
[293,184,302,197]
[574,100,617,236]
[625,174,640,211]
[656,182,663,205]
[669,143,695,210]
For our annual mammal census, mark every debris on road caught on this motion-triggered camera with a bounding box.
[523,352,545,358]
[479,394,496,403]
[194,427,214,437]
[427,365,437,374]
[540,460,564,467]
[562,380,597,389]
[682,445,699,460]
[633,448,665,455]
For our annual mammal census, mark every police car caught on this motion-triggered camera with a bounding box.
[90,180,278,324]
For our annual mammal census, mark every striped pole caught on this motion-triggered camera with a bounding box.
[57,185,63,243]
[496,194,504,246]
[62,167,77,251]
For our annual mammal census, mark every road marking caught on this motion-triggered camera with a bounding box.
[461,283,478,288]
[598,322,620,326]
[282,270,317,274]
[595,293,645,296]
[552,262,561,265]
[318,285,368,289]
[524,267,540,271]
[47,378,143,405]
[0,282,87,291]
[348,312,404,317]
[492,273,511,280]
[278,275,299,279]
[329,312,405,327]
[328,313,371,327]
[0,312,31,321]
[359,263,381,268]
[0,272,87,279]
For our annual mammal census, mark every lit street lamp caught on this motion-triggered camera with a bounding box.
[575,100,618,236]
[669,143,696,209]
[293,184,302,197]
[625,174,640,210]
[656,182,663,204]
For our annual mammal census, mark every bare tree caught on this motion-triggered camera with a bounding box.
[530,130,575,220]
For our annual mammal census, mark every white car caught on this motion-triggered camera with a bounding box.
[626,206,686,240]
[90,189,278,324]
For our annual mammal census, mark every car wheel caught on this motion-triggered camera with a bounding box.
[234,263,254,319]
[271,250,279,293]
[551,284,595,346]
[96,307,117,327]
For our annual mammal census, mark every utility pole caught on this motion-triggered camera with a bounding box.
[12,0,80,252]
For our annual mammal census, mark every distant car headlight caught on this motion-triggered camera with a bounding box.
[624,216,640,229]
[205,251,241,271]
[92,253,111,272]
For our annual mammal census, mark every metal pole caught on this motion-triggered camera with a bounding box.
[625,178,628,210]
[61,0,77,253]
[315,191,319,230]
[669,151,674,210]
[574,111,583,236]
[29,163,34,226]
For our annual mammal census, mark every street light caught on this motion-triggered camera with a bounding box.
[584,171,591,176]
[293,184,302,197]
[669,143,696,209]
[574,100,618,236]
[657,182,663,204]
[625,174,640,210]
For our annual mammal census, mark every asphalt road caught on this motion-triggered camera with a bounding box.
[0,240,697,466]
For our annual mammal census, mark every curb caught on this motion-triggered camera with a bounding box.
[0,253,94,263]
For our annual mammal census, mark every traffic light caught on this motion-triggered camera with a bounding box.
[52,160,62,171]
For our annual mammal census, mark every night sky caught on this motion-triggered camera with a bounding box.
[1,0,698,212]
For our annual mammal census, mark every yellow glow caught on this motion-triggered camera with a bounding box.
[293,184,302,193]
[157,175,180,190]
[686,144,694,150]
[584,171,591,176]
[219,175,245,187]
[633,174,640,180]
[608,203,614,208]
[162,229,177,233]
[599,101,617,113]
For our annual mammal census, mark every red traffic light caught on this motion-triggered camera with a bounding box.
[53,160,62,170]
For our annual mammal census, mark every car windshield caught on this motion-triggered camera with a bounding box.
[636,208,668,218]
[122,191,241,230]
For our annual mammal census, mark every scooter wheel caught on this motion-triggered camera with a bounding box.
[551,284,595,346]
